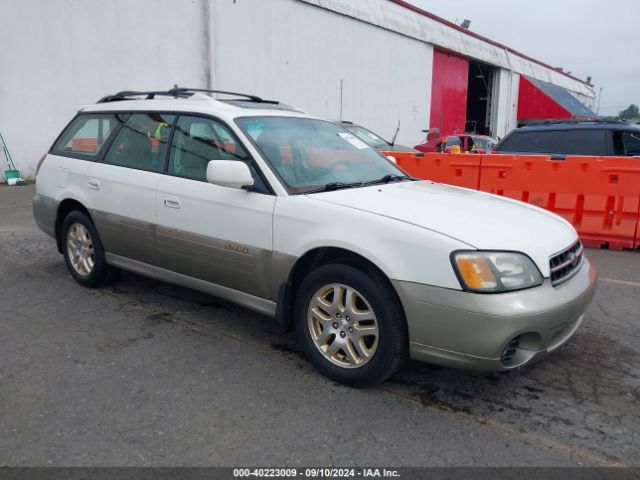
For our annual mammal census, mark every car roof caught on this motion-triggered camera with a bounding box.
[81,89,315,122]
[515,121,640,132]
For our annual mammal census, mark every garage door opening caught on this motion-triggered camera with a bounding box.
[465,61,495,135]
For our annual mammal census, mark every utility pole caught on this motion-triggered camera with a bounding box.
[597,86,603,116]
[339,78,344,120]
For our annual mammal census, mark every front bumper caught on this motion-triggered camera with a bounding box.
[392,258,597,370]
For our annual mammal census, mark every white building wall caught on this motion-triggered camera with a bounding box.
[0,0,209,177]
[300,0,595,100]
[490,69,519,138]
[210,0,433,148]
[0,0,594,176]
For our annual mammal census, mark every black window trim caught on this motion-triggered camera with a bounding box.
[49,109,275,195]
[49,112,123,162]
[99,112,175,174]
[165,112,274,195]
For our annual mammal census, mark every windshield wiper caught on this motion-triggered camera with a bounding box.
[302,181,365,194]
[364,174,417,186]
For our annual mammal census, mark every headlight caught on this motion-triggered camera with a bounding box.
[452,251,543,293]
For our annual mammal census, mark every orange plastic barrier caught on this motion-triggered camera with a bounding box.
[387,152,640,250]
[71,138,98,153]
[390,152,481,190]
[480,155,640,250]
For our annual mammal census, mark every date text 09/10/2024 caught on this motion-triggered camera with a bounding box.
[232,468,400,478]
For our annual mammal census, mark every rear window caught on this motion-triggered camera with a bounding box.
[52,114,119,159]
[497,129,608,155]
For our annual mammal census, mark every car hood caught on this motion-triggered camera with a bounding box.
[306,181,578,276]
[377,144,416,152]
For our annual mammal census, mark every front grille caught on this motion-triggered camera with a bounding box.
[549,240,584,286]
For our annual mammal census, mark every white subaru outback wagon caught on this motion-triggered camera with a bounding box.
[34,88,597,386]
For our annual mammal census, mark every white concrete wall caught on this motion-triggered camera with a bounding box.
[0,0,209,177]
[210,0,433,148]
[0,0,591,176]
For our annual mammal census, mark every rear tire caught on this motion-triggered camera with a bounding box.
[294,263,408,387]
[60,210,118,287]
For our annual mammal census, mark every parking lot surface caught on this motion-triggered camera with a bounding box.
[1,184,638,467]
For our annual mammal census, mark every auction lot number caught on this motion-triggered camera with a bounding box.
[233,468,400,478]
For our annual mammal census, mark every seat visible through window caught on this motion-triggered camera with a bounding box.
[103,113,175,172]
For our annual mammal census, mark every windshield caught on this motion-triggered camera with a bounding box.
[344,125,389,149]
[236,116,405,193]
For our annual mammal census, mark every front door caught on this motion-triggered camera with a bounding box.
[156,115,275,298]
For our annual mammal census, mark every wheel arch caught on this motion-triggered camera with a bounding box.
[275,246,406,333]
[55,199,93,253]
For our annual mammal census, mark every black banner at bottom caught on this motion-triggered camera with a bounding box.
[0,467,639,480]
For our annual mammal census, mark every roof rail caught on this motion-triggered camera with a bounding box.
[522,118,626,127]
[97,86,277,104]
[96,90,191,103]
[170,87,276,103]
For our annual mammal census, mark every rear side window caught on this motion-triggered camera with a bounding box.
[103,113,175,172]
[497,129,608,155]
[51,114,118,159]
[622,132,640,156]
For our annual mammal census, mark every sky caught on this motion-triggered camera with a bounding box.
[406,0,638,117]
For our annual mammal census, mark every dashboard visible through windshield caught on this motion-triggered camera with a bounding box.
[236,116,407,193]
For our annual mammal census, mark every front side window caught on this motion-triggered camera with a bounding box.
[103,113,175,172]
[555,130,607,155]
[236,116,406,194]
[52,114,118,158]
[168,115,248,180]
[470,137,488,151]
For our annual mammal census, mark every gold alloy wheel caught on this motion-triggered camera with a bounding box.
[307,283,379,369]
[66,223,95,276]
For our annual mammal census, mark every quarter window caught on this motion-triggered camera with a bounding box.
[103,113,175,172]
[52,114,118,158]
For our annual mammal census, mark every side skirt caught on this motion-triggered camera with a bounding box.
[105,253,277,318]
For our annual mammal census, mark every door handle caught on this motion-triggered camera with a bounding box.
[163,195,181,209]
[87,178,101,190]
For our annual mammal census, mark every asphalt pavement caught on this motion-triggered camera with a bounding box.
[0,184,638,467]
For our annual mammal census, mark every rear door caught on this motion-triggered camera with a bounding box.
[156,114,275,298]
[85,112,175,265]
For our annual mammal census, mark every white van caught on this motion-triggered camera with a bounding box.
[34,88,597,386]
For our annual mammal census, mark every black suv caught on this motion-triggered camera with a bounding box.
[493,120,640,159]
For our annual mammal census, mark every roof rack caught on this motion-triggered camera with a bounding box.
[96,90,191,103]
[97,86,277,104]
[523,118,626,127]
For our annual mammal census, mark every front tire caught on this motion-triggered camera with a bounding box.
[61,210,117,287]
[294,263,408,387]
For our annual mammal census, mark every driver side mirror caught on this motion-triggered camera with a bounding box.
[206,160,254,189]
